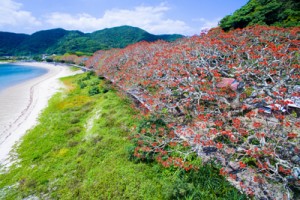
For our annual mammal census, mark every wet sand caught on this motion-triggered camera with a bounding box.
[0,62,79,166]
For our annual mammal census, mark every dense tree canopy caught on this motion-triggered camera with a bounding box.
[219,0,300,31]
[0,32,29,55]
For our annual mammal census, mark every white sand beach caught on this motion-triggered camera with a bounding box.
[0,62,80,166]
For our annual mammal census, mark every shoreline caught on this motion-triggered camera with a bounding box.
[0,62,80,166]
[0,62,49,92]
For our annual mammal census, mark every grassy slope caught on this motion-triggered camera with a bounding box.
[0,73,246,200]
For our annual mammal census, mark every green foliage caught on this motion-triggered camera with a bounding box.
[70,51,94,56]
[32,55,42,62]
[88,86,100,96]
[78,81,87,89]
[89,25,183,50]
[170,164,247,200]
[76,72,102,96]
[16,28,71,55]
[0,26,183,56]
[0,32,29,56]
[220,0,300,30]
[0,72,246,199]
[0,73,164,199]
[129,117,168,163]
[242,157,257,167]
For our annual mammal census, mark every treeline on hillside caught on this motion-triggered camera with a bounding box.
[0,26,183,56]
[85,25,300,199]
[220,0,300,30]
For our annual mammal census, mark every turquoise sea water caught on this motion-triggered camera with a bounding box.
[0,63,48,91]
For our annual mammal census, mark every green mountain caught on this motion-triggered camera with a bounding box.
[219,0,300,31]
[0,32,29,55]
[0,26,183,56]
[16,28,74,55]
[88,25,182,48]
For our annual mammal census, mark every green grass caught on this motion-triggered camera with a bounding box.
[69,66,81,71]
[0,73,247,200]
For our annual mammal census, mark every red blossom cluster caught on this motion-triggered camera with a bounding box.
[86,25,300,199]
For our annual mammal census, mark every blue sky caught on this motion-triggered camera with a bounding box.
[0,0,249,35]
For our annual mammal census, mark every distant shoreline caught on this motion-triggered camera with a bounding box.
[0,62,80,166]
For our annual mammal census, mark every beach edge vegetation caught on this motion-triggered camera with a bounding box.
[0,72,246,199]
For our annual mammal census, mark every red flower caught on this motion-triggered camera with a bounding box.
[216,142,223,149]
[253,121,262,128]
[239,161,247,169]
[214,120,223,127]
[229,174,237,180]
[232,118,241,129]
[287,132,297,138]
[219,168,227,176]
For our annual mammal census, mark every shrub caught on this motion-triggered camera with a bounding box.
[66,127,81,136]
[88,86,100,96]
[70,117,80,124]
[78,81,87,89]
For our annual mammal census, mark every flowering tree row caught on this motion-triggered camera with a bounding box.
[86,25,300,199]
[53,54,89,66]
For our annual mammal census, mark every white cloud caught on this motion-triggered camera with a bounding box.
[193,17,221,32]
[0,1,196,35]
[45,3,192,35]
[0,0,40,30]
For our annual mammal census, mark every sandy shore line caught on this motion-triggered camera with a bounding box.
[0,62,80,166]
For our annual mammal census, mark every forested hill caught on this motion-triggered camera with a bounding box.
[0,32,29,56]
[219,0,300,31]
[0,26,183,56]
